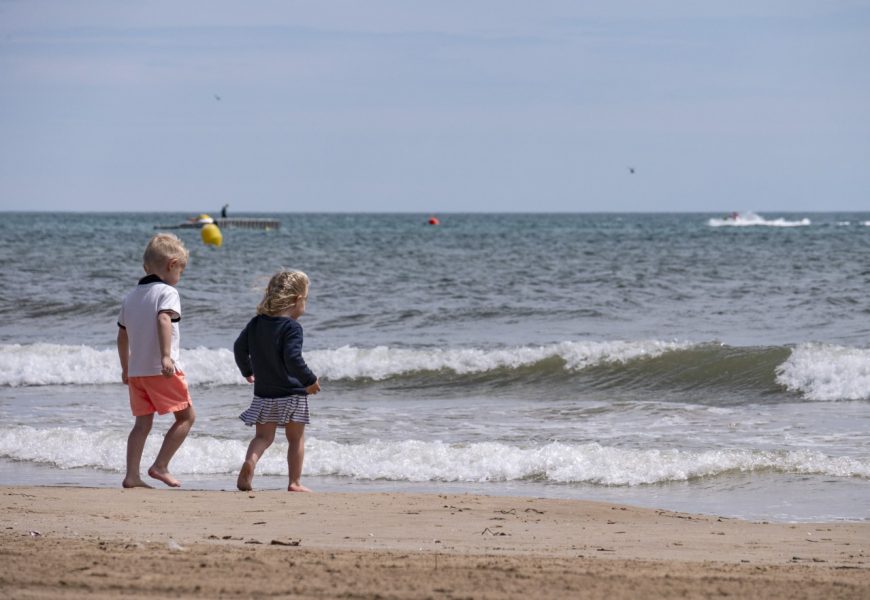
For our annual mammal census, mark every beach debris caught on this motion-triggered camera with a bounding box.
[167,539,185,552]
[245,539,263,544]
[270,539,301,546]
[253,521,266,525]
[28,530,42,537]
[480,527,508,537]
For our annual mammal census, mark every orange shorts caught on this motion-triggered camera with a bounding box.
[127,370,192,416]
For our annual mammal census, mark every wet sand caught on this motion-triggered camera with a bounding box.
[1,486,868,598]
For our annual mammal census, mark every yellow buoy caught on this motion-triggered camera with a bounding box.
[201,223,222,247]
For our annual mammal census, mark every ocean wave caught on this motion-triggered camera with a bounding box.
[776,343,870,401]
[707,212,811,228]
[3,342,869,401]
[0,344,245,387]
[0,340,691,387]
[310,340,691,381]
[0,426,866,485]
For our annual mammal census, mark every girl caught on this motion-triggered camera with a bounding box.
[233,270,321,492]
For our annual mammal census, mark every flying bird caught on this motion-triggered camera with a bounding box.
[214,94,222,101]
[628,166,635,174]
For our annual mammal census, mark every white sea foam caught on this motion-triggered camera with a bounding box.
[0,340,691,387]
[0,426,866,485]
[776,343,870,401]
[0,344,245,387]
[310,340,690,381]
[707,212,811,228]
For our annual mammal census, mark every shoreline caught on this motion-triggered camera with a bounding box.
[3,458,868,524]
[2,486,868,598]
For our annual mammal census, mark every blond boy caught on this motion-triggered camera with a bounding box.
[117,233,196,488]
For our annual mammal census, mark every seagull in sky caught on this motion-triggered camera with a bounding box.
[214,94,222,101]
[628,166,635,174]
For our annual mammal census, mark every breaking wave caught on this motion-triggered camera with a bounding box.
[707,212,811,228]
[0,425,866,486]
[2,341,868,402]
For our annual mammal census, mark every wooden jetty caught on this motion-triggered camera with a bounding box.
[156,218,281,230]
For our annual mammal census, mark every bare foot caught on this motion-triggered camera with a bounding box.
[147,465,181,487]
[237,461,254,491]
[288,483,312,492]
[122,478,153,489]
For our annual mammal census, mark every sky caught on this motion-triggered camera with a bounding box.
[0,1,868,213]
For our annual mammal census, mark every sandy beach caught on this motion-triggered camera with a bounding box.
[0,487,867,599]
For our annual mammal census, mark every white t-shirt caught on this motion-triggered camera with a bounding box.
[118,275,183,377]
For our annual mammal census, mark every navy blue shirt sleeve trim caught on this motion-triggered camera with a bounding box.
[157,309,181,323]
[233,318,254,378]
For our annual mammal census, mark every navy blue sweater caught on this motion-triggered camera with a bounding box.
[233,315,317,398]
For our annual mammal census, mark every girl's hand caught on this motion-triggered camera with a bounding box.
[306,379,321,395]
[245,375,255,383]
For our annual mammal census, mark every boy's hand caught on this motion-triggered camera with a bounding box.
[121,369,128,385]
[245,375,255,383]
[161,356,176,378]
[306,379,321,395]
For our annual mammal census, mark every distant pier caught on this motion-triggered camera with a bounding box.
[156,218,281,230]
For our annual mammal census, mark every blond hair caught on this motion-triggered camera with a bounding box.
[257,270,309,316]
[143,233,189,270]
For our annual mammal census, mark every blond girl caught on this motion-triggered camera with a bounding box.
[233,271,320,491]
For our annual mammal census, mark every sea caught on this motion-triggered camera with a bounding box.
[1,211,868,523]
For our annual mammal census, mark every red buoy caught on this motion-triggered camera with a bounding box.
[428,216,440,226]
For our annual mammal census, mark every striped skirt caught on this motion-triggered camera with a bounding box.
[239,395,310,426]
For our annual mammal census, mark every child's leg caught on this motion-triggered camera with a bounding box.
[285,422,310,492]
[148,405,196,487]
[123,414,154,488]
[237,423,277,491]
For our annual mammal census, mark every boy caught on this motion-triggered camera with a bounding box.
[117,233,196,488]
